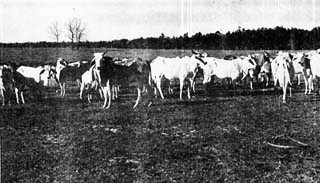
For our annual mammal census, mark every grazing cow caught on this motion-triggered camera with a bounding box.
[0,65,14,106]
[150,51,206,99]
[199,56,257,90]
[92,52,153,108]
[292,52,313,94]
[55,58,91,97]
[272,52,295,102]
[79,65,103,103]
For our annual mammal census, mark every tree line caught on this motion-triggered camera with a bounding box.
[1,26,320,50]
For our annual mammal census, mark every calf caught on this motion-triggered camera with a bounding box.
[79,66,103,103]
[55,58,91,97]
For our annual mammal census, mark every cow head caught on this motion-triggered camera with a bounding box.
[192,50,208,65]
[92,52,114,85]
[39,65,57,86]
[241,56,257,80]
[0,65,14,88]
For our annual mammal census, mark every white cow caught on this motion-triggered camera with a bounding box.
[16,65,55,87]
[292,52,313,94]
[79,65,103,103]
[200,56,257,90]
[55,58,91,97]
[150,52,206,99]
[271,52,295,102]
[308,51,320,93]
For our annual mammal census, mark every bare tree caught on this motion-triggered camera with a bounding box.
[49,21,62,42]
[65,18,86,43]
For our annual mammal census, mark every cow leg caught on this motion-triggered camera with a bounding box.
[133,88,141,108]
[144,84,154,107]
[266,75,270,87]
[62,83,66,97]
[88,93,92,103]
[102,86,108,108]
[15,88,20,104]
[179,78,184,100]
[99,88,104,100]
[116,86,119,99]
[154,87,158,98]
[80,82,85,100]
[156,78,164,99]
[111,86,115,100]
[21,91,25,104]
[303,75,308,94]
[308,77,313,94]
[106,81,112,109]
[282,89,286,103]
[59,82,63,96]
[1,89,4,106]
[186,80,191,99]
[297,74,301,85]
[289,86,292,97]
[102,80,112,109]
[250,79,253,90]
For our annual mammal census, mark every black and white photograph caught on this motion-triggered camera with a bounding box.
[1,0,320,182]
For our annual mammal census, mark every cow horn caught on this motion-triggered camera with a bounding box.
[102,49,108,56]
[191,50,199,55]
[195,56,207,65]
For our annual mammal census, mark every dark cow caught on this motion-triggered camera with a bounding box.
[2,63,43,104]
[55,58,91,97]
[250,51,272,86]
[0,65,14,106]
[92,52,153,109]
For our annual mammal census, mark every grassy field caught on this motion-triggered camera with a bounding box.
[0,47,280,65]
[1,48,320,182]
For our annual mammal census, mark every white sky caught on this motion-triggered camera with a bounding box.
[0,0,319,43]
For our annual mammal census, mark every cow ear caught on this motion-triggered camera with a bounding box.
[289,53,294,61]
[191,50,199,55]
[39,69,45,75]
[90,60,95,67]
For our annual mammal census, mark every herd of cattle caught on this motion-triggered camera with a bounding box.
[1,49,320,108]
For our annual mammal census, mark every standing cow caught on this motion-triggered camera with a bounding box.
[0,65,14,106]
[199,56,257,90]
[271,52,295,103]
[92,52,153,109]
[250,51,272,87]
[150,50,206,100]
[55,58,91,97]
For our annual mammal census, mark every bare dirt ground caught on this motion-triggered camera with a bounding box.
[1,83,320,183]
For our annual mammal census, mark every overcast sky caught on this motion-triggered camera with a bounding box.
[0,0,319,43]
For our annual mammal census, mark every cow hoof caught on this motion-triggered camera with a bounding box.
[282,100,286,103]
